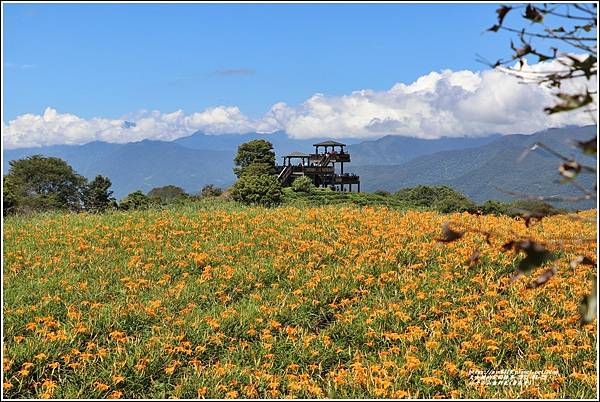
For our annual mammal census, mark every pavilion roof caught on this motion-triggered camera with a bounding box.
[313,140,346,147]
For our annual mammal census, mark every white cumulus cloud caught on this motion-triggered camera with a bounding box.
[2,58,596,149]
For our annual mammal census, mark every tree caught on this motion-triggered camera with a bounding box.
[291,176,315,193]
[147,185,188,203]
[83,175,116,213]
[119,191,151,211]
[200,184,223,198]
[233,140,276,178]
[3,176,18,216]
[4,155,86,213]
[231,174,283,207]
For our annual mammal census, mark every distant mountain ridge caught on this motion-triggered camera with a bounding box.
[346,134,503,166]
[3,125,597,207]
[3,140,236,199]
[173,130,366,160]
[354,125,597,209]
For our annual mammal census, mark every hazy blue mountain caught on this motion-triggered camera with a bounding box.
[174,130,365,161]
[346,134,502,166]
[4,125,596,207]
[3,141,121,174]
[354,125,597,209]
[4,140,235,199]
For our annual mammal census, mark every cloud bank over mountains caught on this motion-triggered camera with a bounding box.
[3,60,595,149]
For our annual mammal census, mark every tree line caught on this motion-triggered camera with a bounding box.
[3,144,567,218]
[2,155,224,216]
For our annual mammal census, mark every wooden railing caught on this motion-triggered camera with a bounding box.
[319,154,331,166]
[277,165,292,184]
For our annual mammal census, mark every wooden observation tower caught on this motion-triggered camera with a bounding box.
[275,140,360,192]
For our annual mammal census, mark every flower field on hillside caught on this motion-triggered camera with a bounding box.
[2,204,597,399]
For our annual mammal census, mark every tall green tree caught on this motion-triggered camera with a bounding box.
[148,185,188,203]
[83,175,116,213]
[3,176,18,216]
[4,155,86,213]
[233,140,276,178]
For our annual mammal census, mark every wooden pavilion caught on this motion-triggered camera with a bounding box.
[276,140,360,192]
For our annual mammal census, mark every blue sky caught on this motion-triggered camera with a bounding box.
[4,2,511,120]
[3,3,595,148]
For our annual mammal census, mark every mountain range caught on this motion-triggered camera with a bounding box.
[3,125,597,208]
[355,125,597,209]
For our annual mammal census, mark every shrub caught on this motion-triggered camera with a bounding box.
[119,191,151,211]
[507,199,566,217]
[231,175,283,207]
[291,176,315,193]
[148,185,188,203]
[395,185,476,213]
[373,189,391,197]
[478,200,510,216]
[200,184,223,198]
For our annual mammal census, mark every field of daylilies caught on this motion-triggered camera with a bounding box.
[2,202,597,399]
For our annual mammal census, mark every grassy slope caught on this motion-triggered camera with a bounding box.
[2,200,597,399]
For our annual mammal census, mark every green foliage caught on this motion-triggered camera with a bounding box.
[476,199,566,217]
[148,185,188,203]
[291,176,315,193]
[506,199,566,217]
[282,188,410,209]
[4,155,87,214]
[3,176,18,216]
[231,175,283,207]
[200,184,223,198]
[240,162,276,177]
[395,185,476,213]
[478,200,509,216]
[373,189,390,197]
[83,175,116,213]
[119,191,151,211]
[233,140,276,178]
